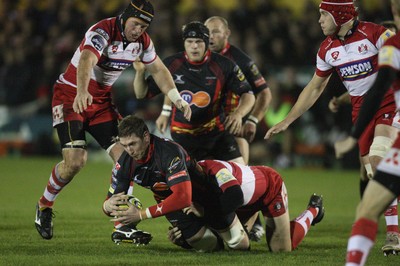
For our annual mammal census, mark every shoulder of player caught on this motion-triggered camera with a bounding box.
[210,51,237,69]
[227,44,252,61]
[162,52,185,66]
[384,33,400,46]
[153,136,185,157]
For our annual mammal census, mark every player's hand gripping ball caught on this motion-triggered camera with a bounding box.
[115,195,143,225]
[117,195,143,210]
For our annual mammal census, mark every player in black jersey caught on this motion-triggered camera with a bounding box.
[205,16,272,162]
[103,115,250,251]
[204,15,272,242]
[133,21,255,165]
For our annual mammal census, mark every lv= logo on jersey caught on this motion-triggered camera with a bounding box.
[180,90,211,108]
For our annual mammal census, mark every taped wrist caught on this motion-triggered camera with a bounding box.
[161,104,172,117]
[167,88,184,106]
[246,115,259,125]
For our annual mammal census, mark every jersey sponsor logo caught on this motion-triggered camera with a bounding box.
[378,46,395,67]
[382,30,395,42]
[168,157,181,173]
[215,168,235,187]
[254,77,266,87]
[181,90,210,108]
[111,45,118,53]
[91,35,106,51]
[338,59,374,81]
[358,43,368,54]
[101,60,132,70]
[168,170,187,182]
[206,76,216,86]
[174,74,185,84]
[234,65,245,81]
[250,64,260,75]
[331,51,339,60]
[152,182,169,191]
[155,204,163,214]
[94,28,110,40]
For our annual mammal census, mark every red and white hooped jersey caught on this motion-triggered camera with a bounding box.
[316,21,395,115]
[56,17,157,94]
[198,160,282,207]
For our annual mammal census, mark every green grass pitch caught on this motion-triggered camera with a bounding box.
[0,156,399,265]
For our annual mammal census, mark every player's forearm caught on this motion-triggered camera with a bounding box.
[337,92,351,105]
[250,88,272,121]
[285,75,327,124]
[77,50,97,94]
[133,68,148,99]
[234,92,255,118]
[140,181,192,220]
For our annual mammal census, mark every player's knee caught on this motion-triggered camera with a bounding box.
[187,227,223,252]
[63,149,87,175]
[369,136,393,158]
[220,222,249,250]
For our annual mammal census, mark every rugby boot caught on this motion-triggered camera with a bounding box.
[35,204,54,239]
[307,193,325,225]
[111,225,152,245]
[382,232,400,256]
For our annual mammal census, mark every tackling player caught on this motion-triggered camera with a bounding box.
[168,159,325,252]
[34,0,191,240]
[104,115,325,251]
[103,115,249,251]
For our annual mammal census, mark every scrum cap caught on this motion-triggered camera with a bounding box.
[182,21,210,48]
[121,0,154,25]
[319,0,358,26]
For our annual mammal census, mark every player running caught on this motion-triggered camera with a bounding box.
[34,0,191,240]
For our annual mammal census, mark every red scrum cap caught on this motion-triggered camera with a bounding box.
[319,0,358,26]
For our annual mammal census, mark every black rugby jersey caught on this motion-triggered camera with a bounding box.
[108,135,192,202]
[147,50,252,135]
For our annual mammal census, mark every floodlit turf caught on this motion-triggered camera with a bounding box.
[1,156,399,265]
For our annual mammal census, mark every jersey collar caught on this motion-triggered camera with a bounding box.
[184,50,211,65]
[220,42,231,55]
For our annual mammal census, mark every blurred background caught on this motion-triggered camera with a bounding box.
[0,0,395,168]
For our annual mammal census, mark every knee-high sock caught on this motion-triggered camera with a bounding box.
[346,218,377,266]
[384,198,399,233]
[39,163,70,208]
[290,207,318,250]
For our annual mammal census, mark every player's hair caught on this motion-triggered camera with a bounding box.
[118,115,149,139]
[204,16,229,30]
[380,20,398,33]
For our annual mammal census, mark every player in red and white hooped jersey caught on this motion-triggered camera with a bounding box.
[34,0,191,241]
[265,0,400,252]
[195,160,325,252]
[335,30,400,264]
